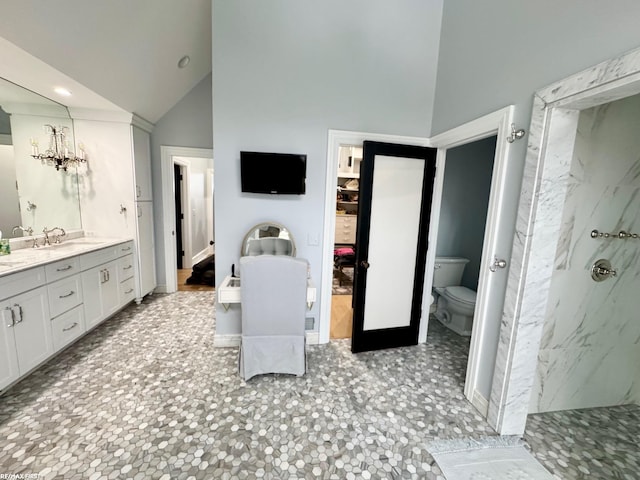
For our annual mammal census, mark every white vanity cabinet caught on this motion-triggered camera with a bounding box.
[0,268,53,390]
[81,242,134,330]
[118,254,136,304]
[132,125,156,301]
[0,239,138,393]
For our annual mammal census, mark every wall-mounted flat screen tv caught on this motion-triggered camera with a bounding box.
[240,151,307,195]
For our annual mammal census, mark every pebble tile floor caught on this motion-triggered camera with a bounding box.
[0,291,637,479]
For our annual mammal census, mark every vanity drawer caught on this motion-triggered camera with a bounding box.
[51,305,86,351]
[80,246,119,270]
[117,241,135,257]
[120,277,136,304]
[0,267,46,301]
[48,274,83,318]
[45,257,81,283]
[118,254,135,281]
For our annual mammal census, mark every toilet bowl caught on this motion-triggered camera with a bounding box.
[432,257,476,336]
[434,286,476,336]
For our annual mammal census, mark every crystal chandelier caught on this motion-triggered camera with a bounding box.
[30,124,86,172]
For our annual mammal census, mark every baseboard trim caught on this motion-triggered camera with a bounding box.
[213,334,241,348]
[213,332,321,348]
[305,332,320,345]
[472,389,489,416]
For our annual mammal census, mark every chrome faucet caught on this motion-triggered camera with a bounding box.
[12,225,34,237]
[42,226,66,245]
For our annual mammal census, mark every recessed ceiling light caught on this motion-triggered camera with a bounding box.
[178,55,190,69]
[54,87,72,97]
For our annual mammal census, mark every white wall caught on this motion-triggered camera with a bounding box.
[529,94,640,412]
[151,73,213,287]
[436,137,495,290]
[213,0,443,335]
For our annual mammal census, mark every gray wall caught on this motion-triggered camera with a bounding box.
[212,0,443,335]
[151,73,213,287]
[436,137,495,290]
[432,1,640,137]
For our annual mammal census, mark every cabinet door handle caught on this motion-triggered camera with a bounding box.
[62,322,78,332]
[12,304,23,324]
[56,265,73,272]
[100,269,107,284]
[106,269,110,282]
[59,290,75,299]
[137,206,142,218]
[136,185,141,198]
[4,307,15,327]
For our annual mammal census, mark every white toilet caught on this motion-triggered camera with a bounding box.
[430,257,476,336]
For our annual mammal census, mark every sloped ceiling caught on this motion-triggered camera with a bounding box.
[0,0,212,124]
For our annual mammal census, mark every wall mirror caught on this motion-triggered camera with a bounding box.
[240,222,296,257]
[0,77,82,239]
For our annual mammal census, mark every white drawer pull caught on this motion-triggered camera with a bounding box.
[121,246,132,251]
[123,265,133,270]
[59,290,75,299]
[62,322,78,332]
[125,288,134,294]
[56,265,73,272]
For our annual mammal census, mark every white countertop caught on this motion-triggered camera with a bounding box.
[0,237,134,278]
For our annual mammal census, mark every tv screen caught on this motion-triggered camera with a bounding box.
[240,151,306,195]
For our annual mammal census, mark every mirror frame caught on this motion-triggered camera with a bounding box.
[240,221,296,257]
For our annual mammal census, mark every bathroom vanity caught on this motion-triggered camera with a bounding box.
[0,237,137,392]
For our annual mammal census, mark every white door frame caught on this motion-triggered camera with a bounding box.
[160,146,214,293]
[321,131,431,344]
[321,108,514,417]
[428,106,515,414]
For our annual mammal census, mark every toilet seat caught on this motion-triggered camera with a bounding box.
[442,286,476,306]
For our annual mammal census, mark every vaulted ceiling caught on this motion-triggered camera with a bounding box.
[0,0,212,124]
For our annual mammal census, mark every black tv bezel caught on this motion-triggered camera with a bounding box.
[240,151,307,195]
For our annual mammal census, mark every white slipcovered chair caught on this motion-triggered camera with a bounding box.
[239,255,308,380]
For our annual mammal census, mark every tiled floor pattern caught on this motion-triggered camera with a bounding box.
[525,404,640,480]
[0,291,636,479]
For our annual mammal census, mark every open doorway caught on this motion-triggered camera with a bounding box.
[330,145,361,339]
[430,136,497,405]
[322,109,517,420]
[160,146,214,293]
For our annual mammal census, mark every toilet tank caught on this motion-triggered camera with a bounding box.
[433,257,470,287]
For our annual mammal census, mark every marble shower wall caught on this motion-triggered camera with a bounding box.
[529,94,640,413]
